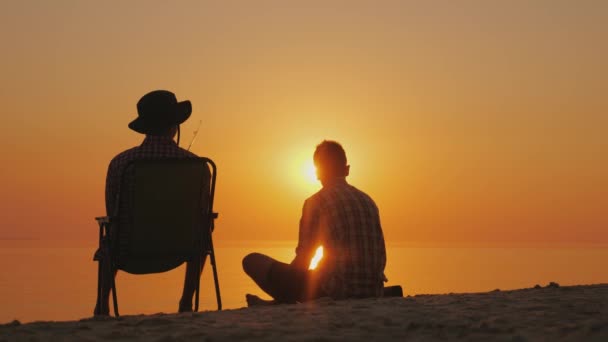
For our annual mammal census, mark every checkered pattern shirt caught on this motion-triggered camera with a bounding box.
[293,179,387,299]
[101,135,206,261]
[105,135,200,217]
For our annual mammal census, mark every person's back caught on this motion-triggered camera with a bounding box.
[106,136,204,220]
[94,90,210,315]
[309,180,386,299]
[243,140,387,305]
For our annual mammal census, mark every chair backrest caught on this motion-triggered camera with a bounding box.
[115,158,214,274]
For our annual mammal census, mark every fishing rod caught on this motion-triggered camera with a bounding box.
[187,120,203,151]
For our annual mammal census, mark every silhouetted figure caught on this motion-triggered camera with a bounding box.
[93,90,208,315]
[243,141,387,305]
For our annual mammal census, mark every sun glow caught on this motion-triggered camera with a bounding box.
[308,246,324,270]
[304,161,318,184]
[281,145,321,195]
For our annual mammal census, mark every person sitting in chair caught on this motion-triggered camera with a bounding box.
[243,140,387,305]
[94,90,209,315]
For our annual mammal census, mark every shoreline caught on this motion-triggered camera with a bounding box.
[1,283,607,341]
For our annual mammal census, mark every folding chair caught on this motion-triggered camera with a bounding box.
[94,157,220,317]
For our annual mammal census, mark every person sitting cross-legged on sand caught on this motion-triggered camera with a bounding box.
[243,140,387,305]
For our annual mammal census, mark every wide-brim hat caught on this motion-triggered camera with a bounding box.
[128,90,192,134]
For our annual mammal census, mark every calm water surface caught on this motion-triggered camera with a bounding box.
[1,241,606,323]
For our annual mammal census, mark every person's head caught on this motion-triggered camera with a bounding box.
[150,125,179,138]
[128,90,191,137]
[313,140,350,185]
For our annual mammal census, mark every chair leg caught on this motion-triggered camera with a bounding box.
[104,254,119,317]
[96,261,102,313]
[96,222,104,314]
[210,252,222,311]
[194,254,203,312]
[97,255,119,317]
[101,231,120,317]
[111,271,119,317]
[208,235,222,311]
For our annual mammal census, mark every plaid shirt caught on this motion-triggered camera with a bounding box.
[293,179,386,299]
[100,135,206,261]
[105,135,201,217]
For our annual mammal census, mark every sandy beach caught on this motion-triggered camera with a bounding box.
[1,283,606,341]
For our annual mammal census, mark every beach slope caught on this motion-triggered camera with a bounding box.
[1,284,606,341]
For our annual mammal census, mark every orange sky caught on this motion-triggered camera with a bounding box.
[0,1,606,245]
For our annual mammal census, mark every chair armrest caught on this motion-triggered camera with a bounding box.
[95,216,111,224]
[209,212,219,233]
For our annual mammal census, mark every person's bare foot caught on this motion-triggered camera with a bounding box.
[246,294,276,307]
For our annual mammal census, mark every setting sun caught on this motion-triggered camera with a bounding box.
[281,145,321,195]
[304,162,317,184]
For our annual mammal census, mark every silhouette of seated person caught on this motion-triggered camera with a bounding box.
[93,90,209,315]
[243,140,387,305]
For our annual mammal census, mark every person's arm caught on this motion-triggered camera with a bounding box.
[291,198,319,270]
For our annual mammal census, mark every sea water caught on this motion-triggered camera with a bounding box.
[1,240,606,323]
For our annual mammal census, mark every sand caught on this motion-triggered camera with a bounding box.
[1,283,606,341]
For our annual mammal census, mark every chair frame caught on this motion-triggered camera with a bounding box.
[95,157,221,317]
